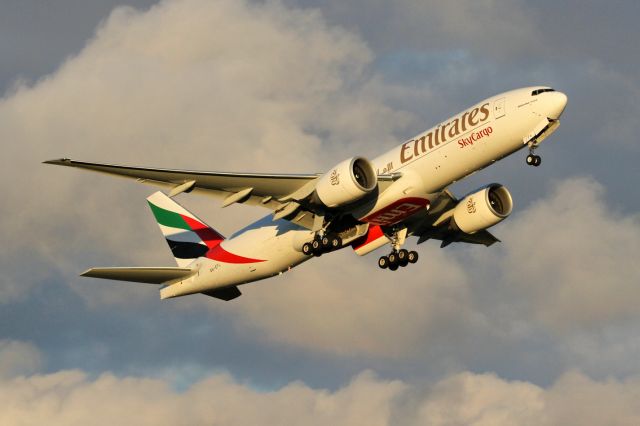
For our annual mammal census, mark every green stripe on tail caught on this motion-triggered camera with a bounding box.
[147,202,190,230]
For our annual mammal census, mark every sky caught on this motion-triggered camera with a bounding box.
[0,0,639,424]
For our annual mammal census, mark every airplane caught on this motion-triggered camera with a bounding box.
[45,86,567,301]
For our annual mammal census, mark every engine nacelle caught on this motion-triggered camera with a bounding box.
[452,184,513,234]
[315,157,377,208]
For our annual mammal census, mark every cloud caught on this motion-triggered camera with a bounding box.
[1,347,640,426]
[291,0,538,58]
[0,367,406,426]
[171,177,639,364]
[493,177,640,330]
[416,370,640,426]
[0,340,42,378]
[1,0,639,394]
[0,0,410,303]
[229,246,480,358]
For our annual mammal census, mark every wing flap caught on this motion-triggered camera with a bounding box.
[81,267,195,284]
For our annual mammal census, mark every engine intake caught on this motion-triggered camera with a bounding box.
[452,184,513,234]
[315,157,377,208]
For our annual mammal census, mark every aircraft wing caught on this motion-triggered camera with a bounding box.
[45,158,318,208]
[44,158,397,229]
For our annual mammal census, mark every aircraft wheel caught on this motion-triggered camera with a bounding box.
[378,256,389,269]
[526,154,535,165]
[397,249,408,261]
[388,252,398,266]
[397,249,409,267]
[408,251,419,264]
[330,236,342,250]
[302,242,313,256]
[321,235,331,248]
[311,239,322,252]
[533,155,542,167]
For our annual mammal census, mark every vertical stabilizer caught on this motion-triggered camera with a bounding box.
[147,192,224,267]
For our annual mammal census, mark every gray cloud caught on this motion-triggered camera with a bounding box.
[0,0,158,94]
[287,0,538,59]
[493,178,640,330]
[0,340,42,378]
[179,178,639,365]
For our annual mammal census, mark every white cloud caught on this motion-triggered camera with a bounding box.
[417,372,546,425]
[0,368,405,426]
[0,0,410,303]
[2,351,640,426]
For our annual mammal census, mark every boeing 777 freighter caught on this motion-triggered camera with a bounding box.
[46,86,567,301]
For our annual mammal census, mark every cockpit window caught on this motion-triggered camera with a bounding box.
[531,88,556,96]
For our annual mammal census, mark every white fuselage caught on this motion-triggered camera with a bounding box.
[160,87,567,298]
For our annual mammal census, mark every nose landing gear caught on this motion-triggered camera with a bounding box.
[526,142,542,167]
[526,153,541,167]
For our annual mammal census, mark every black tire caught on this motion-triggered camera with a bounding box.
[321,236,331,248]
[526,154,535,165]
[378,256,389,269]
[389,264,398,271]
[302,243,313,256]
[397,249,409,267]
[534,155,542,167]
[311,239,322,251]
[408,251,419,264]
[388,252,398,266]
[398,249,408,261]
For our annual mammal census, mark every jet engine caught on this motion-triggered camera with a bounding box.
[315,157,377,208]
[451,184,513,234]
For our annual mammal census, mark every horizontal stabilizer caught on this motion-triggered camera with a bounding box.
[81,267,195,284]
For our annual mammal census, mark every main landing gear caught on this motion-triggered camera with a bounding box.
[302,233,343,256]
[378,249,419,271]
[377,227,419,271]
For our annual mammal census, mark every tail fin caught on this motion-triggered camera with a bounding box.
[147,191,224,267]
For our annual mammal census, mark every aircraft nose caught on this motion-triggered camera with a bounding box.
[547,91,568,120]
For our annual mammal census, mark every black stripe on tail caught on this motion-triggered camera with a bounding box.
[166,240,209,259]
